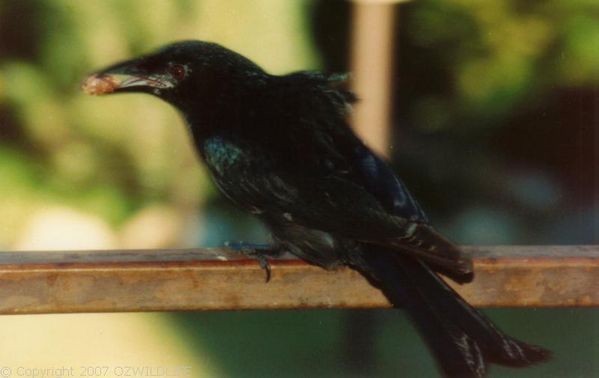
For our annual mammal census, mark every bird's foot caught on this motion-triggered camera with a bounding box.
[224,242,281,282]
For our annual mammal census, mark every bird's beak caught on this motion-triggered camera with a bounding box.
[82,57,174,95]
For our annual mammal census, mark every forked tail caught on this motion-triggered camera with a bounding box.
[358,249,551,377]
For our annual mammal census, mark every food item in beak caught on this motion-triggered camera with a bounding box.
[82,74,119,95]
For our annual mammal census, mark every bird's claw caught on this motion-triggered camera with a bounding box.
[253,252,272,283]
[224,241,274,282]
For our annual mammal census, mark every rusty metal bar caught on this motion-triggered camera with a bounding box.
[0,246,597,314]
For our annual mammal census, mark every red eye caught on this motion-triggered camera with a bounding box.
[168,64,186,80]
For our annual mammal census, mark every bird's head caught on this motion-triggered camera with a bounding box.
[82,40,266,109]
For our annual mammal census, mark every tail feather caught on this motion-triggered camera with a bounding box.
[358,249,551,377]
[362,251,487,377]
[398,254,551,367]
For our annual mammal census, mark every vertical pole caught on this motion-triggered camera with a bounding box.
[350,0,398,158]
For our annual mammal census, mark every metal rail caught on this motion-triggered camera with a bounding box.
[0,246,596,314]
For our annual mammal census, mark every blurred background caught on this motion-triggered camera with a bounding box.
[0,0,597,377]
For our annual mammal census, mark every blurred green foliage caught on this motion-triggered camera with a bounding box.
[402,0,598,132]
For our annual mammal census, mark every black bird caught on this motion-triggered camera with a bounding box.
[84,41,551,377]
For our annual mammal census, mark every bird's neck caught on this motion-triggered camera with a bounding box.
[178,71,269,133]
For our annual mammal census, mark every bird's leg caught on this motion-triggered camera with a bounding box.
[224,241,283,282]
